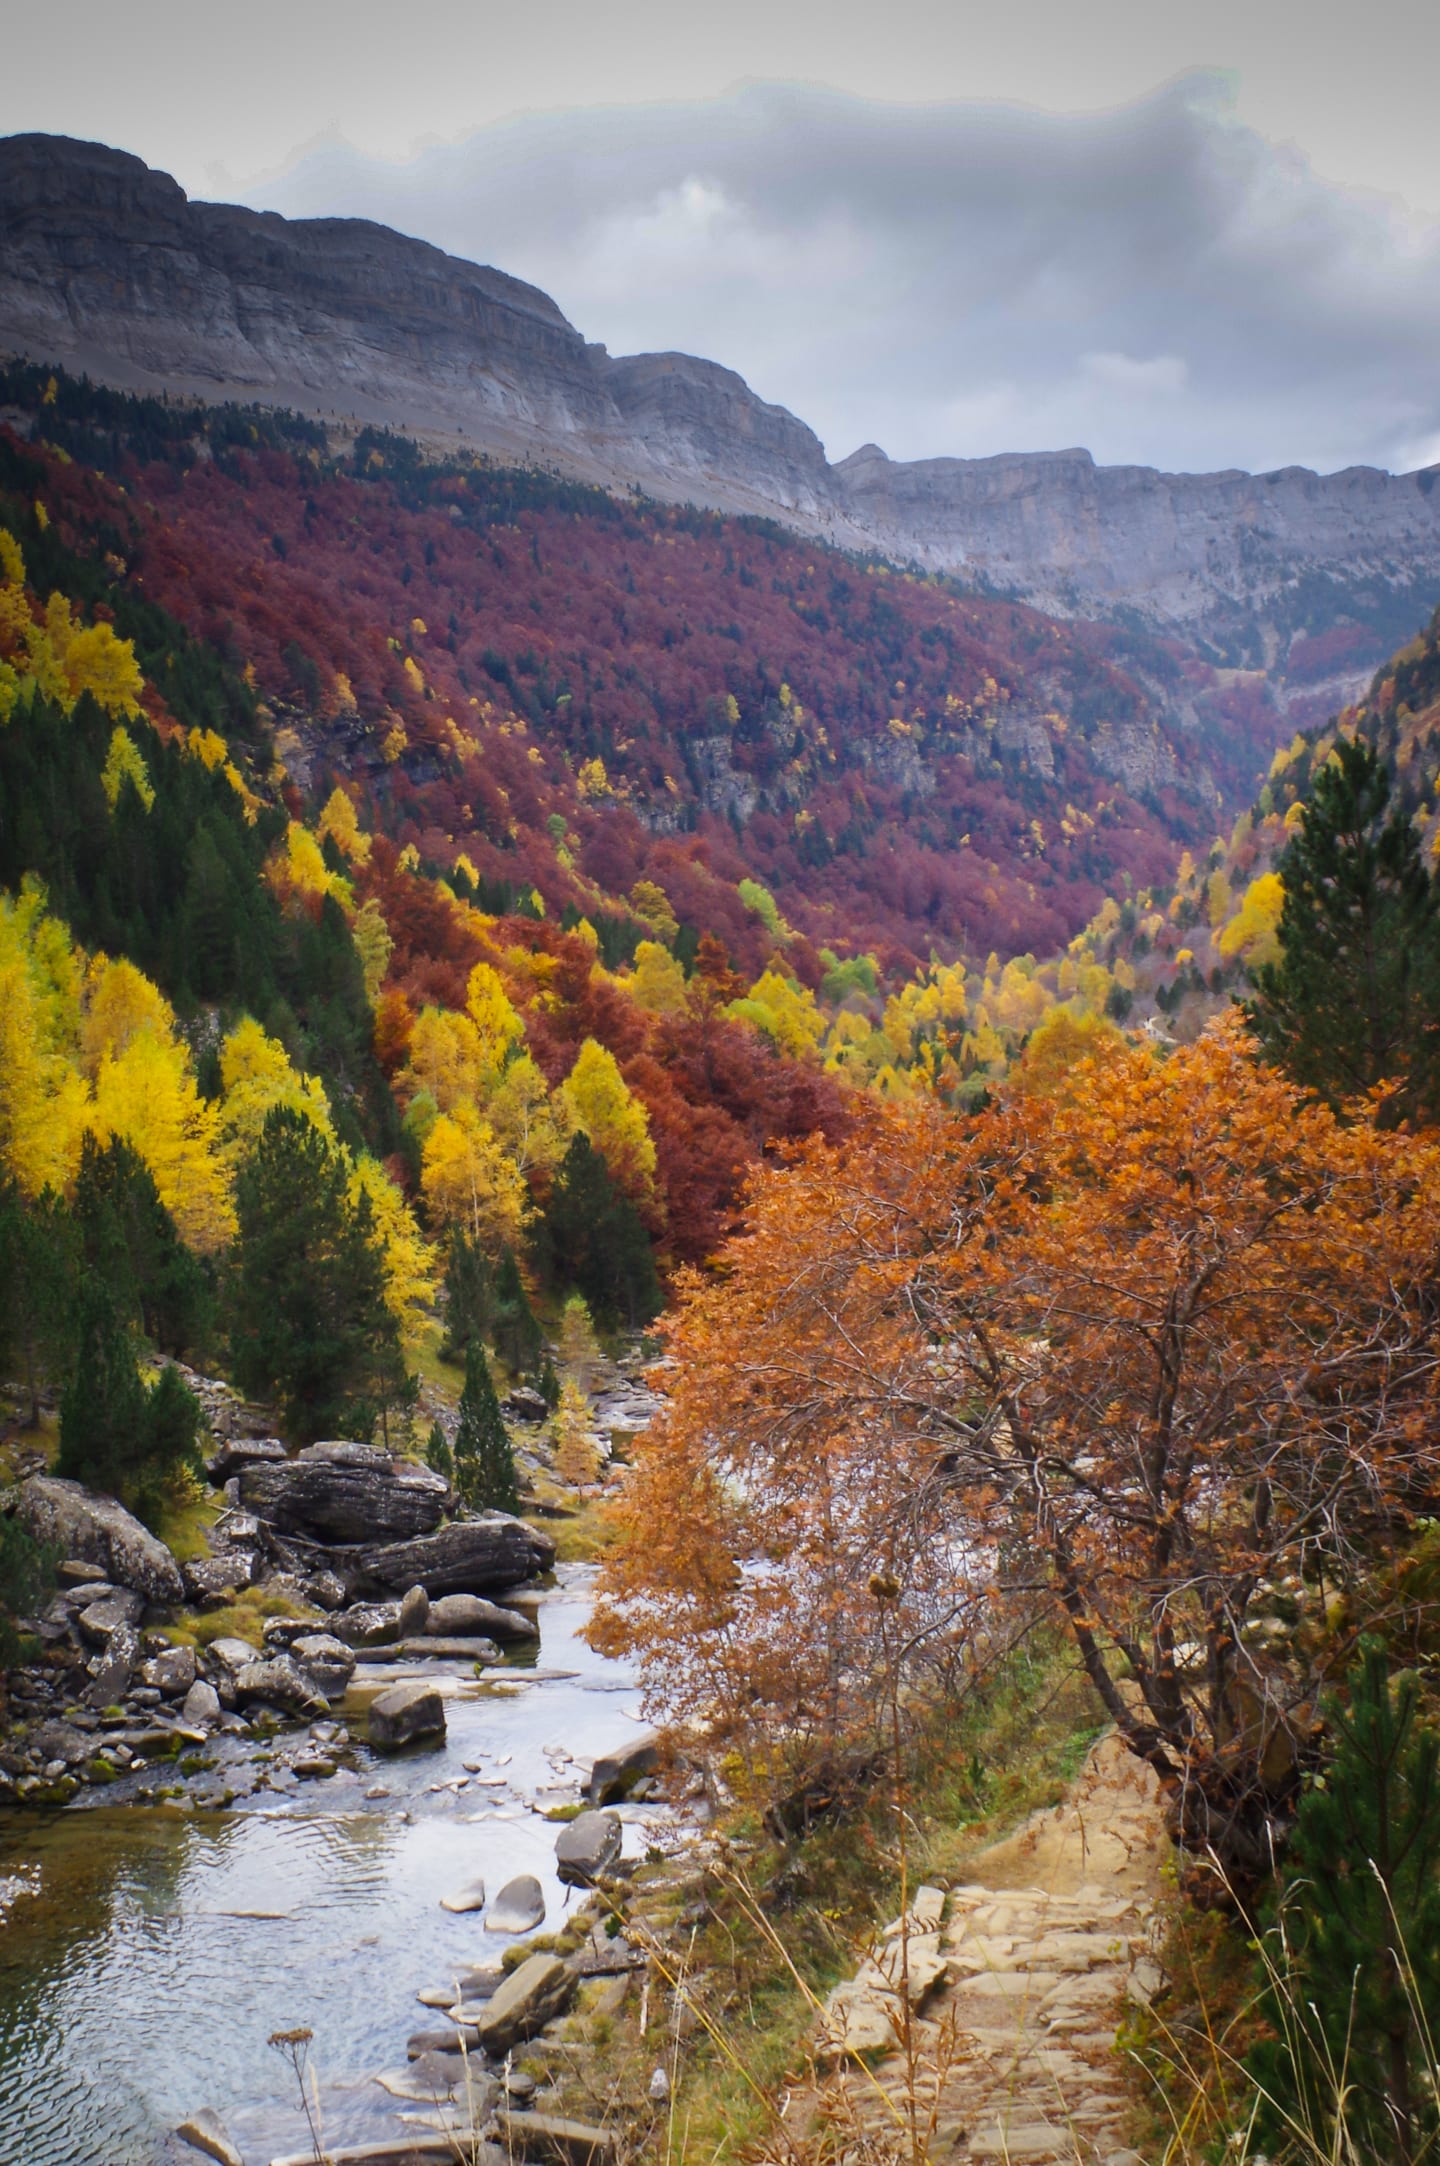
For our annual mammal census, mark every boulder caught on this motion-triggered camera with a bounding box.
[239,1442,448,1545]
[328,1600,404,1647]
[206,1636,262,1674]
[18,1477,184,1604]
[502,1387,550,1423]
[140,1645,197,1697]
[398,1583,430,1636]
[77,1588,146,1643]
[351,1515,556,1599]
[439,1875,487,1914]
[182,1552,256,1604]
[368,1679,445,1749]
[475,1953,575,2053]
[486,1873,545,1934]
[174,2107,245,2166]
[182,1679,221,1727]
[204,1435,288,1485]
[587,1731,661,1805]
[426,1593,538,1643]
[290,1633,357,1698]
[233,1656,330,1719]
[84,1626,139,1708]
[555,1810,622,1886]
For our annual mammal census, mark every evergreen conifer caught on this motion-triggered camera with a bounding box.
[453,1339,518,1513]
[1251,1637,1440,2163]
[492,1247,542,1376]
[230,1105,405,1441]
[540,1133,661,1328]
[440,1227,492,1363]
[1247,738,1440,1119]
[425,1420,454,1484]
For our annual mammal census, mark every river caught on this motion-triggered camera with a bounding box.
[0,1566,671,2166]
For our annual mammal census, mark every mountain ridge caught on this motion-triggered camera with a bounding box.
[3,130,1440,712]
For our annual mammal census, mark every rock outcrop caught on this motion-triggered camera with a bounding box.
[5,132,1438,690]
[237,1441,449,1545]
[16,1476,185,1606]
[350,1516,555,1599]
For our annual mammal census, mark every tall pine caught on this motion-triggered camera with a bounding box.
[453,1338,519,1514]
[492,1247,542,1376]
[540,1132,660,1328]
[1251,1638,1440,2164]
[230,1105,405,1442]
[1247,737,1440,1118]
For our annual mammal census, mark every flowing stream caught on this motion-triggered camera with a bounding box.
[0,1566,669,2166]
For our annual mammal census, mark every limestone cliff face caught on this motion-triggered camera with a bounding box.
[4,132,1439,691]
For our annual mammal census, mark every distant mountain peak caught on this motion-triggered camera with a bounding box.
[3,129,1439,708]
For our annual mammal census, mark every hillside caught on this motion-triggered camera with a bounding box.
[0,362,1301,978]
[3,132,1439,717]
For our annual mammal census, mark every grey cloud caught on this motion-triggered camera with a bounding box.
[254,77,1440,476]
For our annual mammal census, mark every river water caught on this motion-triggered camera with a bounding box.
[0,1567,669,2166]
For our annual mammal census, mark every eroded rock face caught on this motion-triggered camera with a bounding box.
[238,1442,449,1546]
[350,1516,555,1599]
[17,1477,184,1605]
[5,134,1439,695]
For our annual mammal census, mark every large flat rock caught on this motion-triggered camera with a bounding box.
[350,1516,556,1598]
[239,1442,449,1546]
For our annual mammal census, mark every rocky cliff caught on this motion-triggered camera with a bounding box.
[4,131,1439,699]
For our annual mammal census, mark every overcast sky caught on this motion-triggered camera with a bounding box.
[5,0,1440,475]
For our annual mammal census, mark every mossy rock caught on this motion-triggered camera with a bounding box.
[86,1757,117,1784]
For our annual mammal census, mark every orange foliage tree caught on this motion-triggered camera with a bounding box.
[593,1019,1440,1878]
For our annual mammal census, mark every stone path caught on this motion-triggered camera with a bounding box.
[802,1732,1167,2166]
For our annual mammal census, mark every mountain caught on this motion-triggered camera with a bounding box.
[0,362,1291,976]
[4,132,1439,718]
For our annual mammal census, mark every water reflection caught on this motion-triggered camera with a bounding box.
[0,1568,661,2166]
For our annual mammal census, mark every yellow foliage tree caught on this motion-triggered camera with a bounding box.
[90,1027,234,1252]
[1218,872,1285,967]
[629,939,689,1016]
[487,1053,571,1174]
[218,1017,335,1165]
[316,785,372,864]
[352,898,393,1004]
[100,726,155,812]
[465,961,525,1069]
[404,1006,486,1113]
[1011,1005,1125,1102]
[0,888,89,1198]
[558,1039,657,1198]
[420,1101,529,1256]
[553,1379,599,1488]
[730,969,824,1059]
[80,955,174,1075]
[348,1153,437,1348]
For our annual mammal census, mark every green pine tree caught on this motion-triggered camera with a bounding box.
[57,1277,202,1510]
[1250,1638,1440,2164]
[72,1132,213,1357]
[453,1338,519,1514]
[539,1132,661,1328]
[492,1247,542,1376]
[425,1420,454,1483]
[439,1227,493,1363]
[0,1182,74,1427]
[0,1516,55,1671]
[1246,738,1440,1119]
[229,1105,406,1442]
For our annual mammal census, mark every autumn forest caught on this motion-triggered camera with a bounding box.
[5,354,1440,2166]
